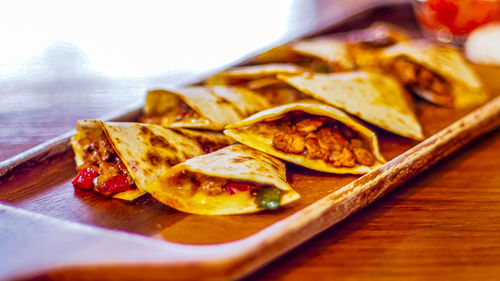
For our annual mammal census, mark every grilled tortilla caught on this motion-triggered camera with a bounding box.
[277,71,423,140]
[381,40,488,108]
[345,22,410,70]
[71,121,234,200]
[288,38,355,72]
[254,22,408,71]
[206,63,304,85]
[205,64,306,105]
[224,101,386,174]
[251,39,353,73]
[141,86,268,130]
[144,144,300,215]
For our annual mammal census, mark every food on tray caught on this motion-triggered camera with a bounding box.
[346,22,410,69]
[70,21,486,216]
[255,22,409,71]
[252,43,352,72]
[381,40,488,108]
[206,63,306,105]
[224,101,385,174]
[140,86,269,130]
[277,71,424,140]
[286,38,355,72]
[172,128,236,154]
[71,121,234,200]
[144,144,300,215]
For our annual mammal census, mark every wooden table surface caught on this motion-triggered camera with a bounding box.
[2,2,500,281]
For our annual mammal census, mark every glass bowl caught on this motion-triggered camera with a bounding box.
[412,0,500,45]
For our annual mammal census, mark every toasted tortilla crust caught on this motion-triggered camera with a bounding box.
[289,37,355,70]
[252,22,408,68]
[224,101,386,174]
[277,71,424,140]
[205,63,304,86]
[208,86,270,117]
[144,86,269,130]
[144,144,300,215]
[144,88,242,130]
[71,120,103,167]
[382,40,488,108]
[102,122,207,191]
[172,128,236,150]
[71,121,232,200]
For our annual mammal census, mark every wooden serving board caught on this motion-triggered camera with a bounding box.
[2,6,500,281]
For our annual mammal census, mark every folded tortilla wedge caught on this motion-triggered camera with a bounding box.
[345,22,410,70]
[141,86,269,130]
[250,39,354,73]
[144,144,300,215]
[206,63,304,85]
[288,38,355,72]
[277,71,424,140]
[224,101,386,174]
[253,22,408,71]
[71,121,234,200]
[205,64,306,106]
[381,40,488,108]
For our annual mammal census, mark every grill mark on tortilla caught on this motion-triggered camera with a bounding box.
[181,151,190,160]
[231,156,254,163]
[146,151,162,167]
[174,129,187,137]
[149,134,171,148]
[139,125,151,136]
[166,157,180,166]
[268,160,282,172]
[215,97,232,105]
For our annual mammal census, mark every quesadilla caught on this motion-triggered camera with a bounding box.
[381,40,488,108]
[205,63,306,105]
[144,144,300,215]
[277,71,423,140]
[284,23,409,71]
[71,121,234,200]
[253,22,408,71]
[252,39,353,73]
[346,22,410,70]
[224,101,386,174]
[140,86,269,130]
[288,38,355,72]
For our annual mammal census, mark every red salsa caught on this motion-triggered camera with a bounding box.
[73,133,135,196]
[416,0,500,36]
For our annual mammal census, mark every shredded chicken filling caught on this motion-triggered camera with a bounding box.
[259,112,375,167]
[391,58,452,98]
